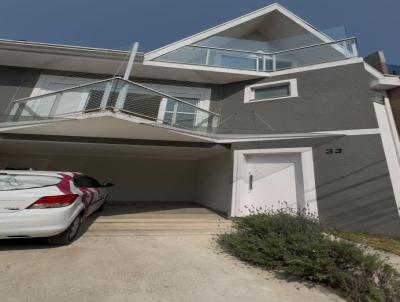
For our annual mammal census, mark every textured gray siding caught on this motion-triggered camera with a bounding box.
[215,63,382,133]
[0,66,39,115]
[231,134,400,237]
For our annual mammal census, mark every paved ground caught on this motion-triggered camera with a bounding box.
[0,202,344,302]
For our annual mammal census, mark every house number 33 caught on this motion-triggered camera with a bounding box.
[326,148,343,154]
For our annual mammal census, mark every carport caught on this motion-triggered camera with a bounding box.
[0,112,233,216]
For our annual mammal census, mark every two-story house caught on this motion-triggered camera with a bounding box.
[1,3,400,236]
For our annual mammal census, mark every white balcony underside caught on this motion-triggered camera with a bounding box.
[0,110,347,144]
[0,111,215,143]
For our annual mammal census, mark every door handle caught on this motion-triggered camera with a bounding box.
[249,174,253,191]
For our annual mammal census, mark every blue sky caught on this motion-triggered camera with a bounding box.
[0,0,398,63]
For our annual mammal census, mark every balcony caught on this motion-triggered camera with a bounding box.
[153,38,358,72]
[2,78,220,135]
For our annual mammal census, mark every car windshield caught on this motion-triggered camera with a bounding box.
[0,174,61,191]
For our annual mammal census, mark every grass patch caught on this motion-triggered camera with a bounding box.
[331,230,400,256]
[218,212,400,302]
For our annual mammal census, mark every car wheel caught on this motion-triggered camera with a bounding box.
[96,200,106,212]
[47,213,83,245]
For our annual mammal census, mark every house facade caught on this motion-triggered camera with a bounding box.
[1,4,400,236]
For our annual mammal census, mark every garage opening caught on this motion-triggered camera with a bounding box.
[0,138,233,218]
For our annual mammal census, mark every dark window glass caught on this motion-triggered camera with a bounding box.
[253,84,290,100]
[74,176,101,188]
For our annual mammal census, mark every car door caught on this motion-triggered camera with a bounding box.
[73,175,107,215]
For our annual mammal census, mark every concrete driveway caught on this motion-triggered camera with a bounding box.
[0,202,344,302]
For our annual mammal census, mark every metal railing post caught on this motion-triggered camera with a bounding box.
[100,80,114,109]
[13,102,25,121]
[205,48,211,65]
[272,54,277,71]
[115,82,128,109]
[351,39,359,57]
[48,93,62,117]
[171,102,178,125]
[262,55,267,71]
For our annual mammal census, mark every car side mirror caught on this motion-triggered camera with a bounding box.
[102,182,114,187]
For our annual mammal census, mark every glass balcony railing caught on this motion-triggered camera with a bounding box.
[154,38,358,72]
[2,78,220,133]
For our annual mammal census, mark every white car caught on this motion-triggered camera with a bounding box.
[0,170,113,244]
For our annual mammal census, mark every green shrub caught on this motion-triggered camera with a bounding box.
[218,212,400,302]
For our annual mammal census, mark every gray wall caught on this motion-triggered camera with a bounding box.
[232,134,400,237]
[214,63,382,133]
[0,66,39,115]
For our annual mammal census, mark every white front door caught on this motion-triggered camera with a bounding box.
[235,152,307,216]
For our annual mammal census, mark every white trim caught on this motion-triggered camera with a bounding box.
[370,76,400,90]
[270,57,363,76]
[364,62,385,79]
[373,101,400,216]
[244,79,298,103]
[143,57,363,79]
[216,128,381,143]
[142,60,269,77]
[0,38,132,55]
[145,3,334,60]
[383,92,400,161]
[231,147,318,217]
[312,128,380,136]
[31,74,97,97]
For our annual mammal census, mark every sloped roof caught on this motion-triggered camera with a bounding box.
[145,3,333,60]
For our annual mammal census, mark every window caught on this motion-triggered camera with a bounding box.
[254,84,290,100]
[163,97,200,127]
[74,175,102,188]
[244,79,298,103]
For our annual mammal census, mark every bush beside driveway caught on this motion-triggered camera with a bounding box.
[218,212,400,302]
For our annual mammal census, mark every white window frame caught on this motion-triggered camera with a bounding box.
[143,83,211,126]
[244,78,298,103]
[31,75,97,97]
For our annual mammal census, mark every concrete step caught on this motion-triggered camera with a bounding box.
[85,228,230,236]
[89,222,231,229]
[86,220,232,236]
[89,224,231,231]
[86,203,232,236]
[93,219,232,225]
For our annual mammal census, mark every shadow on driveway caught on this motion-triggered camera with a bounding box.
[0,201,224,250]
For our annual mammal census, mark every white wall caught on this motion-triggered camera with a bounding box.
[195,152,232,214]
[0,153,197,202]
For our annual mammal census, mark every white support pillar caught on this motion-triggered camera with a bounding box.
[124,42,139,80]
[116,42,139,108]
